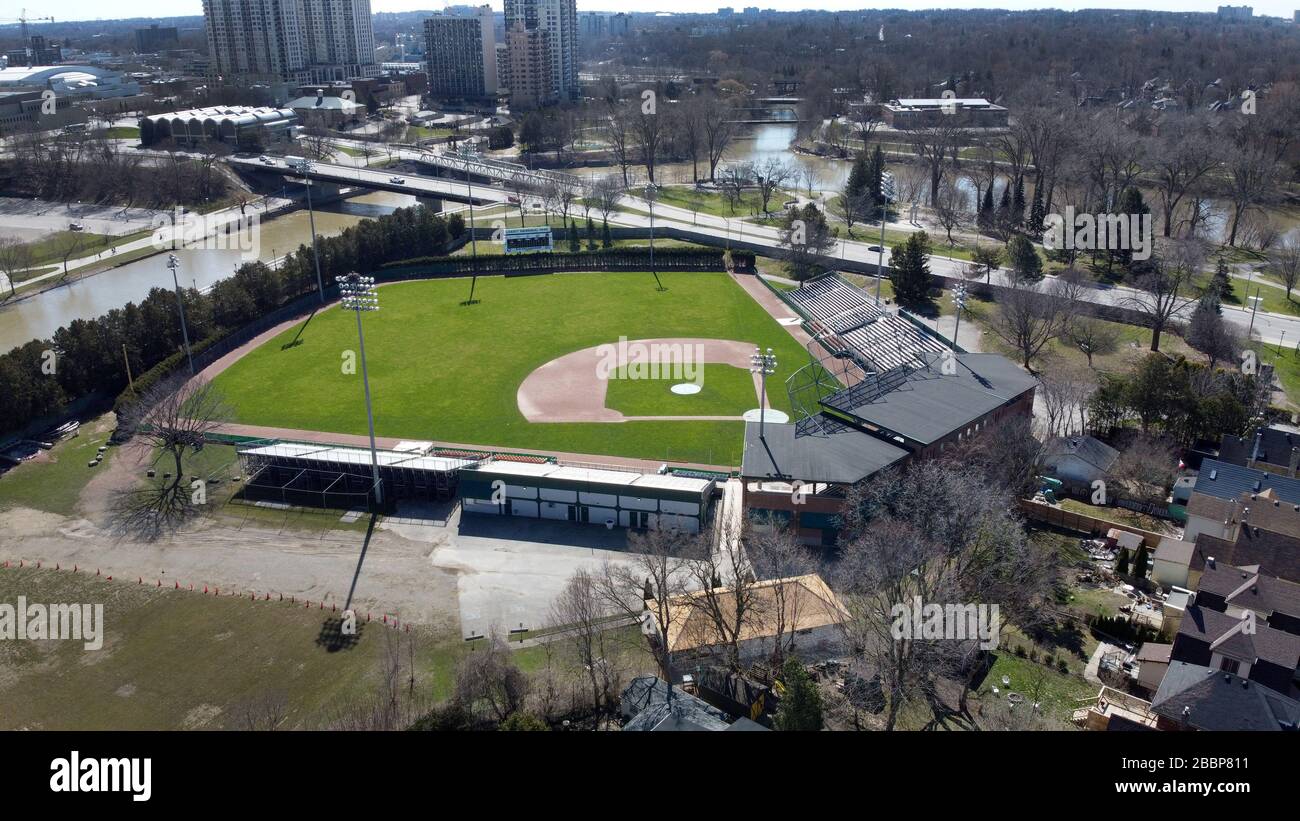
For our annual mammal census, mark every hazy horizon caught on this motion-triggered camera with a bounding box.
[13,2,1300,26]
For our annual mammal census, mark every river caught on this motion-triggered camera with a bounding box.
[0,190,422,353]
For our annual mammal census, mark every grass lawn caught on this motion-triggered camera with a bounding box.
[99,126,140,140]
[0,565,534,729]
[213,271,810,465]
[977,651,1096,726]
[653,185,792,219]
[0,417,116,517]
[604,363,757,417]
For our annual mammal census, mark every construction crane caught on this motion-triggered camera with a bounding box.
[0,10,56,66]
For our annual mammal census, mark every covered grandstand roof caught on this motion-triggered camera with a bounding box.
[832,352,1038,445]
[238,441,477,473]
[740,420,908,483]
[461,459,714,494]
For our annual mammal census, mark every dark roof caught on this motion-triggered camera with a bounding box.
[740,421,908,484]
[1220,427,1300,470]
[1192,459,1300,506]
[835,353,1037,446]
[1151,661,1300,731]
[1177,605,1300,670]
[1197,562,1300,619]
[1192,529,1300,585]
[1043,435,1120,472]
[619,676,730,732]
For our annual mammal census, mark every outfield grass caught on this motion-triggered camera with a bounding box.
[604,363,757,417]
[213,271,811,465]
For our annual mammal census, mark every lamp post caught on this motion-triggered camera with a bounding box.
[952,281,968,348]
[461,145,481,304]
[1247,290,1263,336]
[876,171,896,306]
[750,346,777,439]
[645,182,664,291]
[166,253,194,375]
[337,274,384,508]
[291,158,326,303]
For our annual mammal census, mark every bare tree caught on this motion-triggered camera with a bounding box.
[1122,239,1202,351]
[1150,126,1221,238]
[454,634,529,724]
[1267,236,1300,302]
[549,568,620,712]
[991,280,1072,371]
[932,172,969,245]
[745,520,820,667]
[750,157,793,215]
[903,121,963,206]
[1067,315,1121,368]
[0,236,34,299]
[591,173,624,227]
[112,374,231,540]
[1222,134,1277,248]
[702,93,737,181]
[595,527,699,690]
[601,100,635,187]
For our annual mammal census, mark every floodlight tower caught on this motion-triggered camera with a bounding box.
[291,158,326,303]
[166,253,194,374]
[876,171,896,306]
[750,346,777,439]
[644,181,664,291]
[337,274,384,507]
[460,144,480,304]
[952,281,968,348]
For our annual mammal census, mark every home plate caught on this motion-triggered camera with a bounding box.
[671,383,702,395]
[743,408,789,423]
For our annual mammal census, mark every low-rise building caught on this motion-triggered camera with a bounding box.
[1041,435,1119,487]
[141,105,298,149]
[882,97,1008,129]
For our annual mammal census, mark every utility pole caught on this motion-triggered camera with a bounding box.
[291,158,326,302]
[166,253,194,375]
[876,172,895,306]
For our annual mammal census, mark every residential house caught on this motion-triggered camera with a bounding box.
[1041,434,1120,487]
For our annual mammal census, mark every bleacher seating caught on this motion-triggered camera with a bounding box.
[786,274,882,329]
[840,314,948,373]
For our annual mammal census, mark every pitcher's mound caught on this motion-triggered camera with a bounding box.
[671,383,702,395]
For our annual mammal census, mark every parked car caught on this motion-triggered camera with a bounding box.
[389,176,406,185]
[68,222,84,231]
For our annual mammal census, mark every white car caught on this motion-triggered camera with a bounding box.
[389,176,406,185]
[258,155,273,164]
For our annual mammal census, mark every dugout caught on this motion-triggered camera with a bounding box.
[458,460,717,533]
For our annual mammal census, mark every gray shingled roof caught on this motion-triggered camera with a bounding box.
[1197,563,1300,618]
[740,421,908,484]
[1152,661,1300,731]
[837,353,1038,446]
[1192,459,1300,505]
[1043,435,1120,472]
[1177,605,1300,670]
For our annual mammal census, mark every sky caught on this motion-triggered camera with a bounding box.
[16,1,1300,24]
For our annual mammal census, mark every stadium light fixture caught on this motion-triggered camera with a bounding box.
[165,253,194,375]
[644,182,664,291]
[750,346,777,439]
[292,158,327,303]
[876,171,896,307]
[337,273,384,507]
[952,281,968,348]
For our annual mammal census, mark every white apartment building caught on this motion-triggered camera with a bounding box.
[202,0,378,85]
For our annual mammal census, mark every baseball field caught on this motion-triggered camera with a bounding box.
[211,271,811,465]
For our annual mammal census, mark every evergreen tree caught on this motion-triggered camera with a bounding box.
[601,219,612,249]
[1028,181,1045,235]
[774,658,823,731]
[845,151,869,200]
[1133,545,1150,580]
[978,181,995,233]
[1110,186,1150,271]
[1115,549,1131,575]
[567,220,580,252]
[889,230,933,307]
[867,145,885,207]
[585,216,597,251]
[997,183,1012,234]
[1007,234,1043,282]
[1212,258,1235,303]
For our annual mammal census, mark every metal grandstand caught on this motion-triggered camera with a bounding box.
[236,440,485,511]
[782,272,948,375]
[780,272,953,437]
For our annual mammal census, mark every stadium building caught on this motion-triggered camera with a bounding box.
[458,460,717,533]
